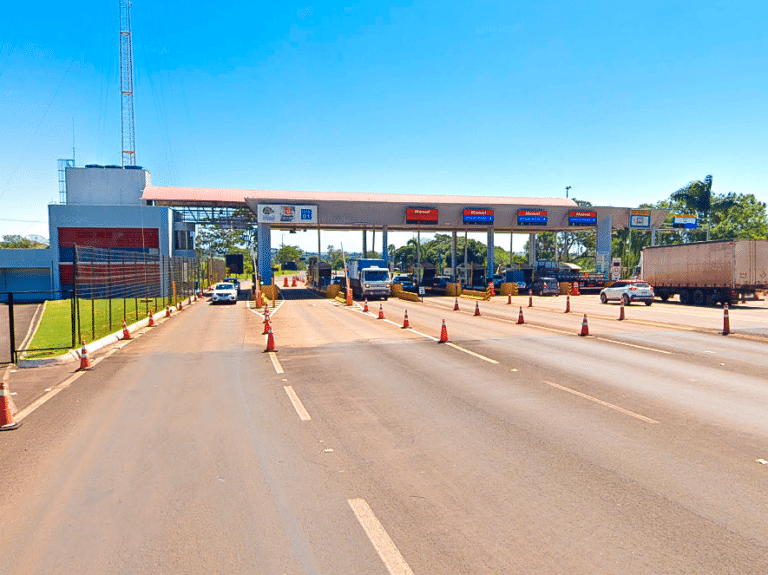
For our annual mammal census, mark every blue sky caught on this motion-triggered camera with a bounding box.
[1,1,766,252]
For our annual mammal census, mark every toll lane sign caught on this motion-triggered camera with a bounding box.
[629,209,651,229]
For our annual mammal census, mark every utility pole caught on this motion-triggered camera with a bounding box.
[120,0,136,166]
[565,185,571,198]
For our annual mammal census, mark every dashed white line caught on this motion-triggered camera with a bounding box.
[268,352,284,374]
[348,498,414,575]
[542,380,659,424]
[284,385,311,421]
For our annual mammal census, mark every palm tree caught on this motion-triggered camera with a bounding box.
[671,175,734,240]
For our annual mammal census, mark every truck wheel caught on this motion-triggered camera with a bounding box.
[600,293,608,304]
[659,294,670,301]
[693,289,705,306]
[645,301,653,306]
[622,294,630,306]
[679,290,691,305]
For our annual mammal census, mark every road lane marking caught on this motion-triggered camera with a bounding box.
[348,498,414,575]
[445,343,499,364]
[542,380,659,424]
[269,352,284,374]
[593,337,672,355]
[284,386,311,421]
[14,370,85,422]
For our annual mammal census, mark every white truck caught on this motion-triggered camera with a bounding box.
[641,239,768,305]
[345,258,391,300]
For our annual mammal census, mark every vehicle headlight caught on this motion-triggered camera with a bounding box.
[386,282,390,287]
[365,283,370,288]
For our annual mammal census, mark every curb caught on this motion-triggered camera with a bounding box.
[17,300,193,368]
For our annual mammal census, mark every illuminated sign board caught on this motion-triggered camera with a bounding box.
[629,209,651,229]
[463,208,494,224]
[406,207,438,224]
[257,204,317,224]
[672,214,698,229]
[517,209,548,226]
[568,210,598,226]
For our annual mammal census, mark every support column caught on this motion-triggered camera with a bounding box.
[317,226,322,261]
[651,228,656,246]
[257,223,272,285]
[486,228,495,278]
[510,232,514,267]
[529,233,537,265]
[382,226,389,267]
[362,230,367,258]
[451,231,457,282]
[596,216,612,277]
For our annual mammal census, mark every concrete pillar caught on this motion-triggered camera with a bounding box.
[529,233,536,265]
[596,216,612,277]
[362,230,367,258]
[317,226,322,261]
[451,231,457,282]
[486,228,495,278]
[382,226,389,266]
[510,233,514,266]
[651,228,656,246]
[257,222,272,284]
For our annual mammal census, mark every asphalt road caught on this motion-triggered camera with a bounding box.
[2,289,768,574]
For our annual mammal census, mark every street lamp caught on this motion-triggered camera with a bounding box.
[565,185,571,198]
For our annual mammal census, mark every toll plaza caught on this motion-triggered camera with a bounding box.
[142,185,669,285]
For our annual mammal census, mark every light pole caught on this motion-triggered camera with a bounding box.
[565,185,571,198]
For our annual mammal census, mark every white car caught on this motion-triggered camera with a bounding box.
[600,280,654,306]
[211,282,238,305]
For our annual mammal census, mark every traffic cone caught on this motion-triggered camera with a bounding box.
[122,319,131,340]
[256,293,263,308]
[723,303,730,335]
[474,301,481,316]
[166,304,171,318]
[178,299,183,311]
[148,310,155,327]
[454,298,460,311]
[264,328,277,352]
[571,282,581,296]
[488,282,496,297]
[262,314,272,335]
[741,292,746,304]
[283,276,289,287]
[402,309,411,329]
[378,304,384,319]
[618,301,625,321]
[78,340,93,371]
[364,298,369,313]
[528,295,533,307]
[438,319,449,343]
[579,314,589,336]
[0,381,20,431]
[292,276,297,287]
[517,306,525,324]
[507,293,512,305]
[565,294,571,313]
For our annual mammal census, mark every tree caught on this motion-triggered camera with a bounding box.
[670,175,735,240]
[0,234,48,249]
[276,245,304,267]
[709,193,768,240]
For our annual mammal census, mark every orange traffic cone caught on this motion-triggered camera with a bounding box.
[264,328,277,352]
[454,298,460,311]
[378,304,384,319]
[283,276,289,287]
[474,301,481,316]
[256,293,263,308]
[488,282,496,297]
[565,294,571,313]
[262,314,272,335]
[528,295,533,307]
[178,299,183,311]
[438,319,449,343]
[122,319,131,340]
[619,301,625,321]
[364,298,369,313]
[507,293,512,305]
[402,309,411,329]
[579,314,589,336]
[166,304,171,318]
[148,310,155,327]
[571,282,581,296]
[0,381,20,431]
[78,340,93,371]
[292,276,297,287]
[517,306,525,324]
[723,303,730,335]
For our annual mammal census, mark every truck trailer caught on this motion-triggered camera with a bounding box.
[345,258,391,300]
[641,239,768,305]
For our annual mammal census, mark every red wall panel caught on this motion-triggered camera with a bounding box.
[58,227,159,249]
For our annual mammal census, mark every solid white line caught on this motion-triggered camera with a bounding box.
[284,386,311,421]
[348,498,414,575]
[269,352,284,374]
[14,371,85,422]
[542,380,659,424]
[593,336,672,355]
[445,342,499,364]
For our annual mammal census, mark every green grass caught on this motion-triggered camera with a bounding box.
[23,295,181,359]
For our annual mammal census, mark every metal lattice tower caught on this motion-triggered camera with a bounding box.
[119,0,136,166]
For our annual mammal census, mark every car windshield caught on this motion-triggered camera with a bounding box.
[215,283,234,290]
[632,282,651,288]
[365,270,390,282]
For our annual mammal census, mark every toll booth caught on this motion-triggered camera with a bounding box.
[456,263,486,289]
[307,257,332,289]
[413,263,437,287]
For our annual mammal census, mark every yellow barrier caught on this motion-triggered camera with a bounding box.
[500,283,519,296]
[446,283,462,297]
[461,289,490,301]
[559,282,572,295]
[326,284,341,298]
[261,285,280,301]
[391,283,403,295]
[396,291,421,302]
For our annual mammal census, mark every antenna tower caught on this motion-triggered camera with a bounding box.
[119,0,136,166]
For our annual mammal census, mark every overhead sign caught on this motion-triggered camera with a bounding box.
[406,207,438,224]
[629,209,651,229]
[517,209,548,226]
[463,208,494,224]
[568,210,598,226]
[257,204,317,224]
[672,214,698,229]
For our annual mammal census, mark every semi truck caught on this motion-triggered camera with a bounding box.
[641,239,768,305]
[307,257,332,290]
[345,258,391,300]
